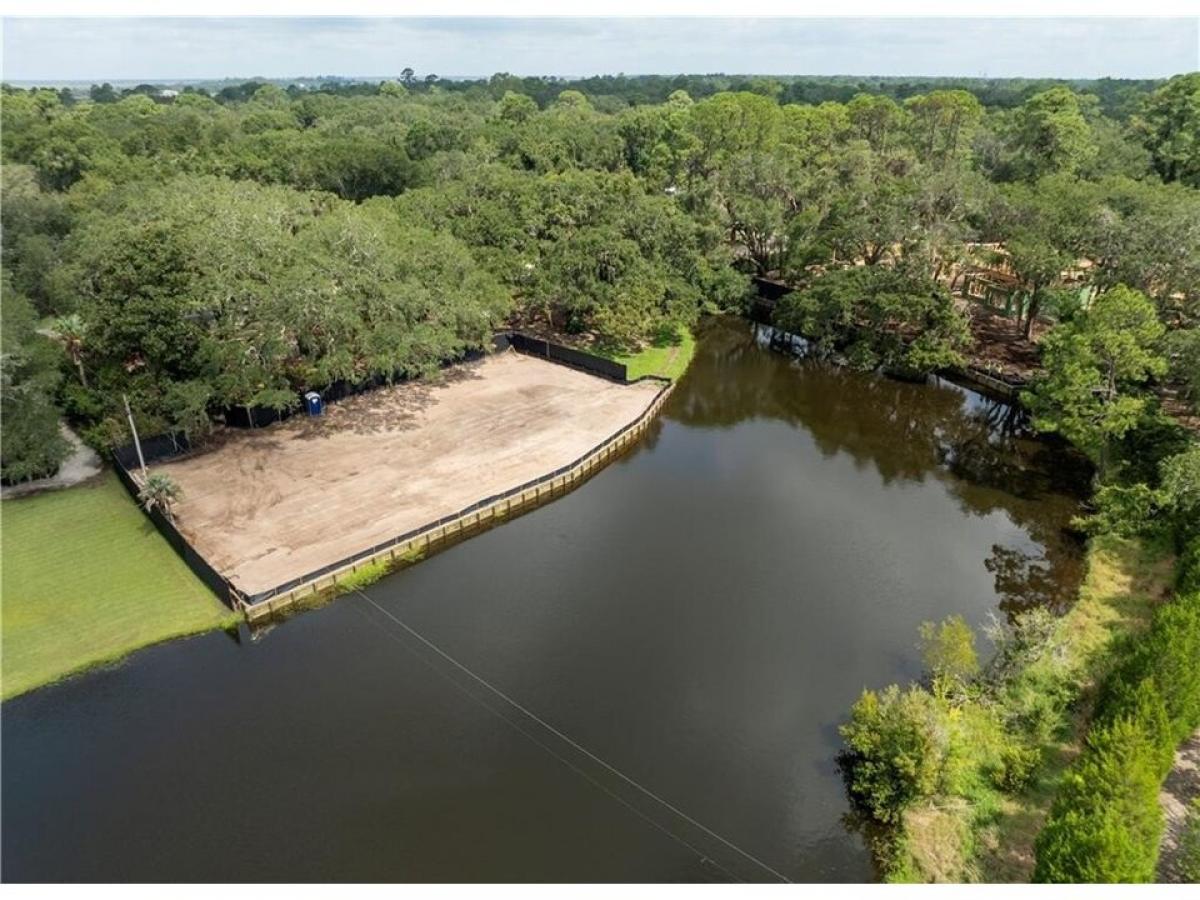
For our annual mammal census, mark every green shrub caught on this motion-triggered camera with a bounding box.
[58,379,107,421]
[919,615,980,686]
[981,608,1059,677]
[1179,537,1200,595]
[1,281,70,483]
[1098,589,1200,744]
[1161,447,1200,541]
[1036,587,1200,882]
[1161,446,1200,517]
[79,416,129,454]
[1166,327,1200,415]
[336,557,396,592]
[1108,409,1191,488]
[839,685,952,824]
[1,391,69,483]
[985,608,1075,745]
[333,546,424,596]
[991,740,1042,793]
[1074,483,1164,537]
[1034,712,1166,883]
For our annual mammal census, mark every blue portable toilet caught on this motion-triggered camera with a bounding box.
[304,391,324,417]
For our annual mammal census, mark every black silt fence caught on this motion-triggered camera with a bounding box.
[112,431,191,471]
[112,331,663,610]
[221,335,632,429]
[245,374,672,605]
[221,343,501,429]
[506,333,628,382]
[110,452,240,609]
[223,404,292,429]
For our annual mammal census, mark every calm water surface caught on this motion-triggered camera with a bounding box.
[1,318,1087,882]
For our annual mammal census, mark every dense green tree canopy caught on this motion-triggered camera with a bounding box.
[396,166,740,343]
[56,177,508,444]
[4,78,1199,884]
[1009,86,1099,180]
[774,265,970,375]
[1,72,1195,465]
[1,276,69,482]
[1026,285,1168,472]
[1133,72,1200,186]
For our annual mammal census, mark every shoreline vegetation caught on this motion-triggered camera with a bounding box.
[843,533,1200,883]
[836,271,1198,883]
[1034,543,1200,882]
[0,474,238,700]
[842,535,1174,882]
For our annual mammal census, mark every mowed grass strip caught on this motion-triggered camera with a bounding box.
[1,473,238,700]
[606,326,697,382]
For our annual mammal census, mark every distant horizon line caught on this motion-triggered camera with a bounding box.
[7,71,1187,86]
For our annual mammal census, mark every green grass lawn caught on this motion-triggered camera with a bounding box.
[605,326,697,382]
[1,473,238,700]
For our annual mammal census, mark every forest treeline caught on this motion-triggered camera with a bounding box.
[74,71,1165,118]
[1,72,1197,486]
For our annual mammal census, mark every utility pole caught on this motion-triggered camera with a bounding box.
[122,393,148,480]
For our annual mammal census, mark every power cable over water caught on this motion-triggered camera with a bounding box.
[352,588,791,884]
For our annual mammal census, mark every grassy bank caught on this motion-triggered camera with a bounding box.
[1,474,238,700]
[1034,540,1200,882]
[605,326,697,382]
[976,536,1177,881]
[844,534,1176,883]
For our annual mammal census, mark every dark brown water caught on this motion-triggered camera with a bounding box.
[1,318,1087,882]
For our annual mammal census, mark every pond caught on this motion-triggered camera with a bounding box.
[0,317,1087,882]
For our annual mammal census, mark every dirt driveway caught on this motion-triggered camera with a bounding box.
[157,352,661,596]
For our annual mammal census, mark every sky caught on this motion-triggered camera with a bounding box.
[2,17,1198,83]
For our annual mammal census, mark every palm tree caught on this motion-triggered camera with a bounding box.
[138,473,184,522]
[50,313,88,388]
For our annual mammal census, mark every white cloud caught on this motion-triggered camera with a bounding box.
[2,16,1196,82]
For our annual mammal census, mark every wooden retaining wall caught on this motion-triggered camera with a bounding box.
[951,366,1024,400]
[241,381,673,623]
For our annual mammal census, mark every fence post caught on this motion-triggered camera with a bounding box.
[122,393,148,479]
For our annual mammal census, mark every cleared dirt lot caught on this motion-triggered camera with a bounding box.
[156,352,661,597]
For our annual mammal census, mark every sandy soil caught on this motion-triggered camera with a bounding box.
[157,352,661,596]
[960,303,1045,384]
[1158,728,1200,883]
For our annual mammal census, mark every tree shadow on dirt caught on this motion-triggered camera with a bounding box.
[246,361,490,442]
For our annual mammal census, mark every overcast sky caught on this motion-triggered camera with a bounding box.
[3,17,1197,83]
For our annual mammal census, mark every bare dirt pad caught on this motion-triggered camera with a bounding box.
[158,352,661,596]
[963,304,1045,382]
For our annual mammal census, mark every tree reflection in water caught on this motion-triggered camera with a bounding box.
[666,318,1088,620]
